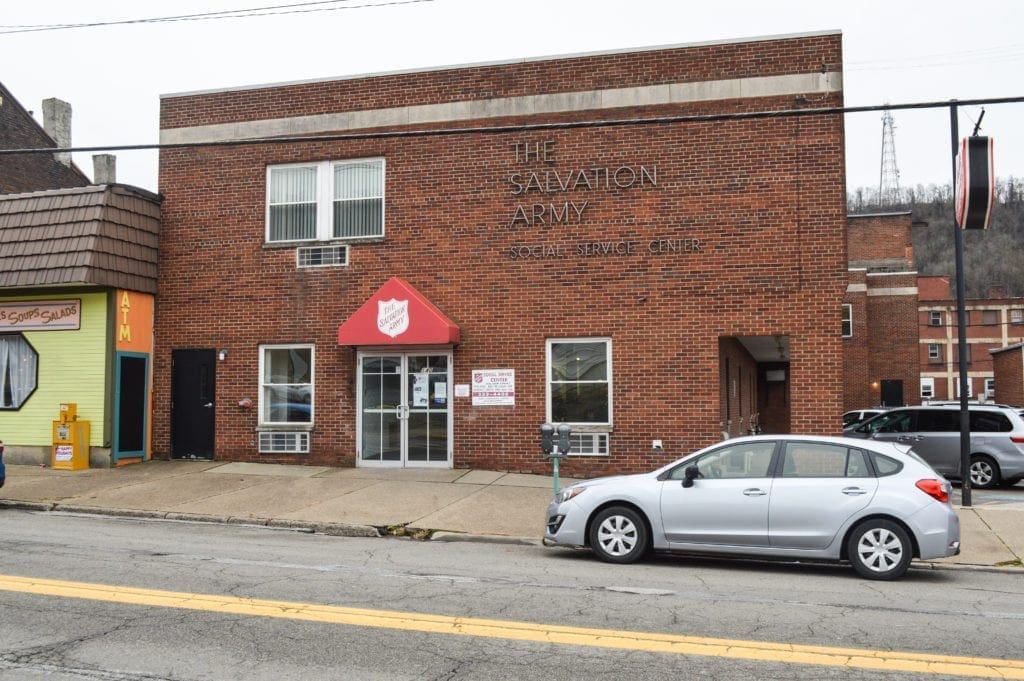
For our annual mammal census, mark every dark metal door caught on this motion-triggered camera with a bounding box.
[880,380,904,407]
[170,349,216,460]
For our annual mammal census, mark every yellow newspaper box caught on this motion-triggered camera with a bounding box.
[52,403,90,470]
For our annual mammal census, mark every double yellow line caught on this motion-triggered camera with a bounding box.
[1,573,1022,678]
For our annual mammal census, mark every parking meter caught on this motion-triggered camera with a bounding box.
[556,423,572,457]
[540,423,571,495]
[540,423,555,457]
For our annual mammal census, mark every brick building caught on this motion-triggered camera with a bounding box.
[991,343,1024,406]
[919,275,1024,401]
[156,31,847,475]
[0,82,90,193]
[843,212,920,410]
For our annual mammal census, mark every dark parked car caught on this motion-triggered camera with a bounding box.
[0,439,5,489]
[845,404,1024,489]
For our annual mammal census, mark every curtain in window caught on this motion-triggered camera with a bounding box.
[0,335,38,408]
[269,166,317,241]
[334,161,383,238]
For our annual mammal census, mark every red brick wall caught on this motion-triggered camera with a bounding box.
[993,346,1024,406]
[155,34,847,475]
[844,214,919,411]
[718,338,760,437]
[0,83,90,193]
[846,213,913,263]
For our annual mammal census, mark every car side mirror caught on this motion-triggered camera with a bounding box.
[682,464,700,488]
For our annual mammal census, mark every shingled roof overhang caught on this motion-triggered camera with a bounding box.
[0,184,162,294]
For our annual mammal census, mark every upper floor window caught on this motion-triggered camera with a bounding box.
[1011,309,1024,325]
[267,159,384,243]
[928,344,942,363]
[982,309,999,326]
[547,338,612,428]
[841,304,853,338]
[929,311,943,326]
[0,334,38,410]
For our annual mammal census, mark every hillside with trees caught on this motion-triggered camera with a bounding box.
[848,177,1024,298]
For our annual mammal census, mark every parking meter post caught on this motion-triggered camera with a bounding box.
[552,455,560,495]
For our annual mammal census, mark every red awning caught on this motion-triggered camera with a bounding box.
[337,277,460,346]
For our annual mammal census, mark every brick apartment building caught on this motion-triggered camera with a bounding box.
[919,275,1024,402]
[156,31,848,475]
[843,212,921,411]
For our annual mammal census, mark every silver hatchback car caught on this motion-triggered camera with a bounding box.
[544,435,960,580]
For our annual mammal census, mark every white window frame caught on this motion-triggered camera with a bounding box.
[920,377,935,399]
[928,344,941,362]
[265,158,385,244]
[546,338,613,455]
[841,304,853,338]
[929,311,943,327]
[955,378,973,399]
[258,343,315,427]
[985,377,995,397]
[1012,309,1024,325]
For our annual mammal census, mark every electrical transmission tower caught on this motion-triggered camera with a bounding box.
[878,109,901,206]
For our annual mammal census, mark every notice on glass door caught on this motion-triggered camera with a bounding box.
[471,369,515,406]
[412,374,429,406]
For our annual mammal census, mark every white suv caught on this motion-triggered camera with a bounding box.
[846,404,1024,489]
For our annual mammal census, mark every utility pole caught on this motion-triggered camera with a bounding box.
[949,102,971,507]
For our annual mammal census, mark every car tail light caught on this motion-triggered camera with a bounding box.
[1011,436,1024,444]
[916,479,949,503]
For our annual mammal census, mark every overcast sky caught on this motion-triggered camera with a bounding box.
[2,0,1022,195]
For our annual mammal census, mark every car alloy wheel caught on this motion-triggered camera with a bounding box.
[969,455,1001,489]
[847,519,912,580]
[589,506,649,564]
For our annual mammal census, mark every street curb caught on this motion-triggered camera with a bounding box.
[267,518,381,537]
[428,530,542,546]
[916,561,1024,575]
[2,501,1020,572]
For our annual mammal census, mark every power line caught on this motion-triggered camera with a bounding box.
[0,0,433,35]
[3,94,1024,158]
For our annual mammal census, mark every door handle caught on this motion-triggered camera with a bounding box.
[202,402,213,408]
[742,488,767,497]
[842,487,867,496]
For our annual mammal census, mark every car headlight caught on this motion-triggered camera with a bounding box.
[556,486,586,504]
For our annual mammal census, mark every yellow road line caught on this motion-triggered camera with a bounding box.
[1,573,1021,678]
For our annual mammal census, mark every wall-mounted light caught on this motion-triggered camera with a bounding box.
[218,349,229,362]
[870,380,880,390]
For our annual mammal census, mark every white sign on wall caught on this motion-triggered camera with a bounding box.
[472,369,515,406]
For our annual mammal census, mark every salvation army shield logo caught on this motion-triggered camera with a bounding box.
[377,298,409,338]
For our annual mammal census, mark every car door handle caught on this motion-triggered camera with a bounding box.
[743,488,767,497]
[842,487,868,496]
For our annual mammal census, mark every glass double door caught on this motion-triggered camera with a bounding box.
[358,352,452,467]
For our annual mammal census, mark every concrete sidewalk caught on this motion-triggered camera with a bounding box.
[1,460,1022,571]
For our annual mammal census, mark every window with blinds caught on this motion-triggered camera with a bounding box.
[267,159,384,243]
